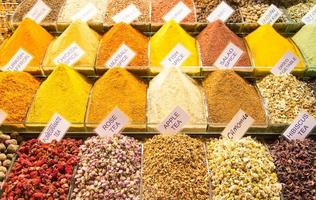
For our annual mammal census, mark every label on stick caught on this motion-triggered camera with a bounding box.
[105,44,136,68]
[112,4,141,24]
[258,4,283,25]
[2,48,33,72]
[71,3,98,22]
[95,108,129,137]
[302,5,316,24]
[0,110,7,126]
[161,43,191,67]
[54,43,85,66]
[222,109,255,140]
[271,51,299,76]
[163,1,191,23]
[25,0,51,24]
[214,42,243,69]
[157,106,190,134]
[207,1,234,23]
[39,113,71,143]
[283,111,316,141]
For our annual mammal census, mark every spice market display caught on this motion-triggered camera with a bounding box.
[0,0,316,199]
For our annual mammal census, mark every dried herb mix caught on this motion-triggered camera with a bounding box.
[203,70,266,125]
[143,134,209,199]
[197,20,250,67]
[269,138,316,199]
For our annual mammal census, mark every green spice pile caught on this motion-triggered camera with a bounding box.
[207,137,282,199]
[257,74,316,124]
[143,134,209,199]
[269,138,316,199]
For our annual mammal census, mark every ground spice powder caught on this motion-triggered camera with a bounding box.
[43,20,100,70]
[96,23,148,68]
[197,20,250,67]
[0,72,40,123]
[87,68,147,125]
[26,64,91,125]
[245,24,305,73]
[0,19,53,73]
[203,70,266,125]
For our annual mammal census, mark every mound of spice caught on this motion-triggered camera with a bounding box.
[307,79,316,94]
[207,137,282,199]
[43,20,100,70]
[143,134,209,199]
[0,72,40,124]
[72,135,141,199]
[87,68,147,126]
[203,70,266,125]
[148,67,206,130]
[95,23,149,69]
[292,25,316,76]
[1,138,82,200]
[58,0,109,26]
[26,64,91,125]
[0,18,53,73]
[12,0,65,25]
[197,20,250,67]
[104,0,150,25]
[245,24,305,73]
[151,0,196,23]
[0,131,21,185]
[269,138,316,199]
[150,20,200,73]
[257,74,316,124]
[287,2,315,22]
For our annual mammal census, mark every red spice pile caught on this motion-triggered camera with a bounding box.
[1,139,82,200]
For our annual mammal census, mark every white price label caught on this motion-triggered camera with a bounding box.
[39,113,71,143]
[157,106,190,134]
[161,43,191,67]
[95,108,129,137]
[54,43,85,66]
[222,109,255,141]
[71,3,98,22]
[214,42,243,69]
[283,111,316,141]
[112,4,141,24]
[0,110,7,126]
[25,0,51,24]
[302,5,316,24]
[207,1,234,23]
[258,4,283,25]
[2,48,33,72]
[105,44,136,68]
[163,1,191,23]
[271,51,299,76]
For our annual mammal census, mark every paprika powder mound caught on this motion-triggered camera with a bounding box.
[87,68,147,129]
[0,18,53,74]
[202,70,266,126]
[0,72,40,124]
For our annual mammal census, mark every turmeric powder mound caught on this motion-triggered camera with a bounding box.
[96,23,149,68]
[43,20,100,71]
[87,67,147,126]
[0,72,40,124]
[0,18,53,73]
[26,64,91,125]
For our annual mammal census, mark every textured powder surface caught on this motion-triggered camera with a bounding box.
[0,72,40,123]
[26,64,91,124]
[87,68,147,125]
[0,19,53,73]
[96,23,149,67]
[148,67,206,128]
[197,20,250,67]
[43,20,100,69]
[245,24,305,73]
[203,70,266,125]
